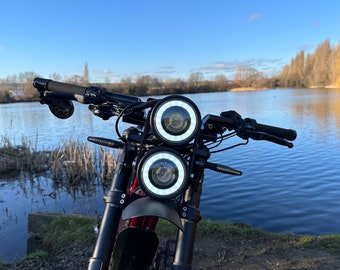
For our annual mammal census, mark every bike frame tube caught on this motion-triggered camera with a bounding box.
[88,144,136,270]
[172,173,204,270]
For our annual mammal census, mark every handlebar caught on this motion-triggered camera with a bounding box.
[203,111,296,148]
[33,77,107,104]
[33,78,87,96]
[244,118,297,141]
[33,77,143,112]
[33,78,297,148]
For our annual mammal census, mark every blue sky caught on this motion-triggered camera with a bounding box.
[1,0,340,82]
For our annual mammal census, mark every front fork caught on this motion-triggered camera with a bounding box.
[88,144,135,270]
[172,174,203,270]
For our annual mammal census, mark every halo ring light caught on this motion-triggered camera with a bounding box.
[150,96,201,145]
[138,148,188,200]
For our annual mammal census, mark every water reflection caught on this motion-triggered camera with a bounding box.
[289,88,340,138]
[2,89,340,261]
[0,173,104,262]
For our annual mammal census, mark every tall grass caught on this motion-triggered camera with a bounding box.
[50,139,96,186]
[0,135,49,174]
[99,146,116,186]
[1,136,116,191]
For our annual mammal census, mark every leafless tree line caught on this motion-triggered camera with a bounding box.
[1,39,339,103]
[279,39,340,88]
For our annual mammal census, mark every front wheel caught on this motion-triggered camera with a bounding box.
[150,240,176,270]
[108,227,159,270]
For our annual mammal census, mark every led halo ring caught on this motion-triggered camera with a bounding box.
[150,95,201,146]
[138,148,188,200]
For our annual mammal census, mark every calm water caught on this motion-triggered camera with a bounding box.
[1,88,340,261]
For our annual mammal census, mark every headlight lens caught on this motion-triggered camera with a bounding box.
[151,96,201,145]
[138,148,188,200]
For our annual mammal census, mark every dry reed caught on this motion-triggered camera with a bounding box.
[50,139,96,187]
[0,136,49,174]
[99,146,116,186]
[1,136,116,191]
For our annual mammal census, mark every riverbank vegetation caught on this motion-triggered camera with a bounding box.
[0,136,49,175]
[0,136,114,190]
[1,39,340,104]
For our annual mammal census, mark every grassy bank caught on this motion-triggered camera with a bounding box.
[2,214,340,269]
[21,215,340,257]
[30,214,97,254]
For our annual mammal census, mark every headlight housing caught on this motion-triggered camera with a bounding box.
[150,96,201,146]
[138,148,188,200]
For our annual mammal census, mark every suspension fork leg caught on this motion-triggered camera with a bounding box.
[87,146,135,270]
[172,179,203,270]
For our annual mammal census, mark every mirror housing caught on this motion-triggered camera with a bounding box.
[47,99,74,119]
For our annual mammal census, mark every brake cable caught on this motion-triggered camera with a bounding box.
[114,103,137,139]
[206,131,237,150]
[210,138,249,153]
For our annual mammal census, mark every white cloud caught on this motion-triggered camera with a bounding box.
[155,66,176,75]
[248,13,262,22]
[197,58,285,77]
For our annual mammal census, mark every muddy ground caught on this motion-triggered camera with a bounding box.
[3,232,340,270]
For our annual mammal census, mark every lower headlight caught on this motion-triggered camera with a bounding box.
[138,148,188,200]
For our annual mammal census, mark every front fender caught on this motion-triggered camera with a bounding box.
[122,197,183,231]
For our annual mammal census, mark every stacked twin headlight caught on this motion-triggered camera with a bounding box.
[150,95,201,146]
[138,148,188,199]
[138,96,201,199]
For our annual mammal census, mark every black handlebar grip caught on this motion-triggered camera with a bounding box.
[245,118,297,141]
[33,78,87,96]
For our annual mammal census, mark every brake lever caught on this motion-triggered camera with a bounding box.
[84,86,107,104]
[247,130,294,148]
[88,104,117,120]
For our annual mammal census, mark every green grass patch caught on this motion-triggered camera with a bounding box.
[298,234,340,255]
[155,218,267,240]
[24,250,48,259]
[197,219,266,239]
[40,215,97,253]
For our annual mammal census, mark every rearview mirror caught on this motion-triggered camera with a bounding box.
[47,99,74,119]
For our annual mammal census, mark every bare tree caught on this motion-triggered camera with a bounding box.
[17,71,40,99]
[49,73,62,81]
[234,67,262,87]
[214,74,228,91]
[311,39,331,87]
[188,72,204,88]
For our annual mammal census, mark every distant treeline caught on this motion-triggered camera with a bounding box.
[0,71,277,103]
[279,39,340,88]
[1,38,339,103]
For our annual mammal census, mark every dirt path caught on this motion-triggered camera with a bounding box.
[4,233,340,270]
[193,235,340,269]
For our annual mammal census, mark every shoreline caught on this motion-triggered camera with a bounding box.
[229,87,268,92]
[2,213,340,269]
[230,85,340,92]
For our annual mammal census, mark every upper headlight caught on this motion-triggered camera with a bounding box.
[150,96,201,145]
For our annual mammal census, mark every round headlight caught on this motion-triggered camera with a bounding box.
[138,148,188,200]
[150,96,201,145]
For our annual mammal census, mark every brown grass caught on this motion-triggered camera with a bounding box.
[50,139,96,187]
[1,136,116,190]
[0,136,49,174]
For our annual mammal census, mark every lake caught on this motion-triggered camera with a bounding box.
[1,88,340,262]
